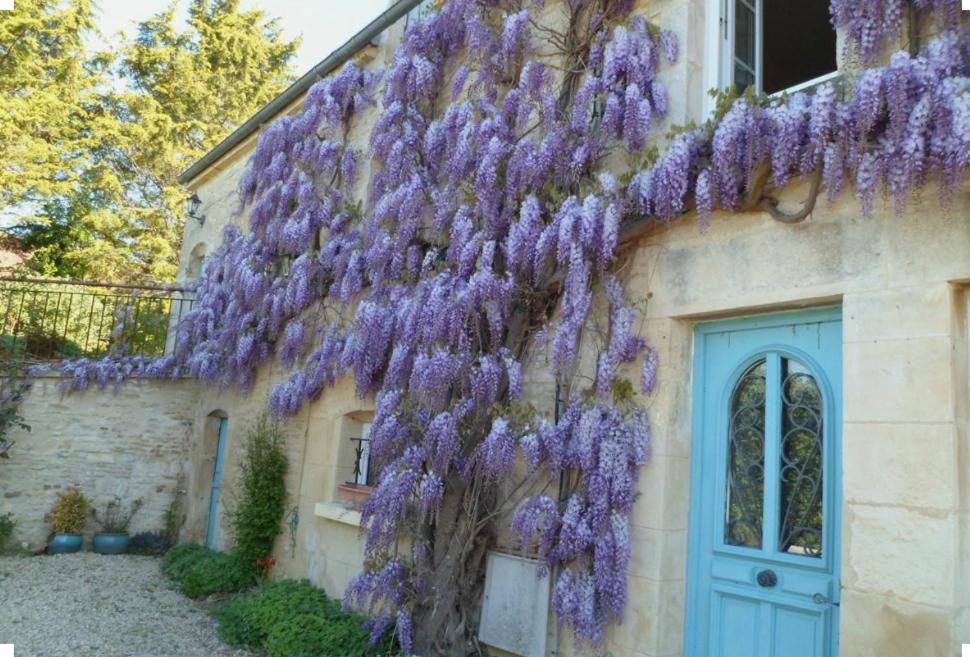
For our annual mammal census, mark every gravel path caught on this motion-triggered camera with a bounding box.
[0,553,252,657]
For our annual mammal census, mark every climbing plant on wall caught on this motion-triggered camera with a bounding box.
[51,0,968,654]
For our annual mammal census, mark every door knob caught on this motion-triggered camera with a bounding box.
[812,593,840,607]
[756,569,777,587]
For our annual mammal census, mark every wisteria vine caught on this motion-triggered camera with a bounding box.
[50,1,968,654]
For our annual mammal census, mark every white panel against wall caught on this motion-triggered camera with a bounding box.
[478,551,550,657]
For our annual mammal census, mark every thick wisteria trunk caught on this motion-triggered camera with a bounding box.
[415,474,496,656]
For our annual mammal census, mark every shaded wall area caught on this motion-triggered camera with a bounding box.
[0,377,201,546]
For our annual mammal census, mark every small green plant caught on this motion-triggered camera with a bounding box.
[181,551,253,599]
[93,497,142,533]
[0,513,15,550]
[231,414,287,568]
[163,476,186,546]
[161,544,211,579]
[49,490,89,534]
[213,579,397,657]
[161,544,253,598]
[0,363,31,459]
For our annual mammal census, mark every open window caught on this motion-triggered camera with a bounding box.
[334,415,374,510]
[712,0,837,97]
[349,422,373,487]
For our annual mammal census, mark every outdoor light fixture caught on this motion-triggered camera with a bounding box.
[187,192,206,226]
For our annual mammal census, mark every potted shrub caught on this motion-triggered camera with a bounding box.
[92,497,142,554]
[48,490,88,554]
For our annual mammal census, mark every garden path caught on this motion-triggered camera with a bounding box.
[0,553,251,657]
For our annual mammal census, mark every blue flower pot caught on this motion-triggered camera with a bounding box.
[93,533,130,555]
[49,533,83,554]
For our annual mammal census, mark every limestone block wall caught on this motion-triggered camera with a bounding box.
[0,377,201,546]
[601,184,970,657]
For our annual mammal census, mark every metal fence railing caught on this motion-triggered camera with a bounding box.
[0,278,195,361]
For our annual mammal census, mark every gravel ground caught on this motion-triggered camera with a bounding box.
[0,553,252,657]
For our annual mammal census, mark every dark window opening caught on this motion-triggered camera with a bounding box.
[761,0,836,94]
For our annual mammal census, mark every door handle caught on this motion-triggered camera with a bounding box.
[756,569,777,587]
[812,593,840,607]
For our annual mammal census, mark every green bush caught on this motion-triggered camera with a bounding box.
[161,544,211,581]
[265,611,376,657]
[214,579,396,657]
[161,544,253,599]
[182,551,253,599]
[231,415,287,568]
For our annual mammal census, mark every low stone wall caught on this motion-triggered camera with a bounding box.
[0,376,201,547]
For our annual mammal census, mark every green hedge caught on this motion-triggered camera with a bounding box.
[161,544,254,598]
[213,579,397,657]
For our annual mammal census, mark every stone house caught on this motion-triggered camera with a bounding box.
[2,1,969,657]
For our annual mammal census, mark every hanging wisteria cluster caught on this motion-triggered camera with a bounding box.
[627,28,970,225]
[50,0,969,654]
[830,0,962,63]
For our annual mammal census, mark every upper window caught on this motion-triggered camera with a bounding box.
[721,0,837,96]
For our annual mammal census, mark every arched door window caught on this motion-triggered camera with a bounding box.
[724,353,824,557]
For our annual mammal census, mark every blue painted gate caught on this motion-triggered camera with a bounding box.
[206,417,228,549]
[685,308,842,657]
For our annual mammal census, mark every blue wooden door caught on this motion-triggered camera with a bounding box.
[685,308,842,657]
[206,417,228,549]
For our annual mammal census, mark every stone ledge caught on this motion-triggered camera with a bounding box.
[314,501,362,527]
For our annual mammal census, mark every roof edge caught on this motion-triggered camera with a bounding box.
[178,0,424,185]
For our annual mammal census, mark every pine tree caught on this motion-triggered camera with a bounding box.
[4,0,298,283]
[0,0,95,207]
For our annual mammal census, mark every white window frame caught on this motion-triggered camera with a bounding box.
[703,0,839,115]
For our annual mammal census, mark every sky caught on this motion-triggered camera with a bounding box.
[92,0,391,75]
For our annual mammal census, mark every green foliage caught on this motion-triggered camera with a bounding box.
[231,415,288,568]
[0,363,31,458]
[0,513,16,550]
[1,0,298,283]
[0,0,94,208]
[161,543,254,598]
[161,544,212,580]
[181,551,254,599]
[163,477,187,546]
[214,579,397,657]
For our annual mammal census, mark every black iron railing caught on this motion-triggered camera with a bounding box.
[348,437,373,487]
[0,277,195,361]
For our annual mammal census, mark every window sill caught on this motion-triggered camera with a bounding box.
[314,501,363,527]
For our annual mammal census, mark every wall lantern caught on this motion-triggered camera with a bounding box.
[187,193,206,226]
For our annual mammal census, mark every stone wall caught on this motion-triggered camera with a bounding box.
[0,377,200,547]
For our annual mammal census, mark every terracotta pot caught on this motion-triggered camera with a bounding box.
[337,483,373,510]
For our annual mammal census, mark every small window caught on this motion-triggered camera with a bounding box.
[186,243,208,280]
[720,0,837,96]
[349,422,373,487]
